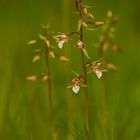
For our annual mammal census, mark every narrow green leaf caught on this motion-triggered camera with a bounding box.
[85,27,97,31]
[41,24,50,30]
[82,48,91,59]
[72,70,80,77]
[78,19,82,32]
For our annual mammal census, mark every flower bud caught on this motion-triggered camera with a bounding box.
[82,22,88,27]
[93,21,104,27]
[32,54,41,63]
[27,40,37,45]
[49,51,56,58]
[26,75,38,81]
[59,56,69,62]
[87,12,94,19]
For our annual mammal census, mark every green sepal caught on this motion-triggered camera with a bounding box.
[81,48,91,59]
[72,70,80,77]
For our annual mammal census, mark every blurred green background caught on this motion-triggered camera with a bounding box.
[0,0,140,139]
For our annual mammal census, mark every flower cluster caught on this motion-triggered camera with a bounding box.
[67,76,87,94]
[54,33,69,49]
[78,2,94,19]
[26,26,69,81]
[46,0,106,94]
[87,60,107,79]
[67,58,107,94]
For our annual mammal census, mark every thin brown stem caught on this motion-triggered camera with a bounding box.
[76,0,90,134]
[80,34,90,134]
[67,31,80,37]
[44,30,55,140]
[86,21,94,25]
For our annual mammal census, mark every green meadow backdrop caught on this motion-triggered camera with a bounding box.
[0,0,140,139]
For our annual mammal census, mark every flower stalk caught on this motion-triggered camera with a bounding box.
[75,0,90,134]
[43,28,55,140]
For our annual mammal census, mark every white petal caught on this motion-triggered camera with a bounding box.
[77,40,83,46]
[72,86,80,94]
[58,41,64,49]
[95,70,102,79]
[77,40,83,48]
